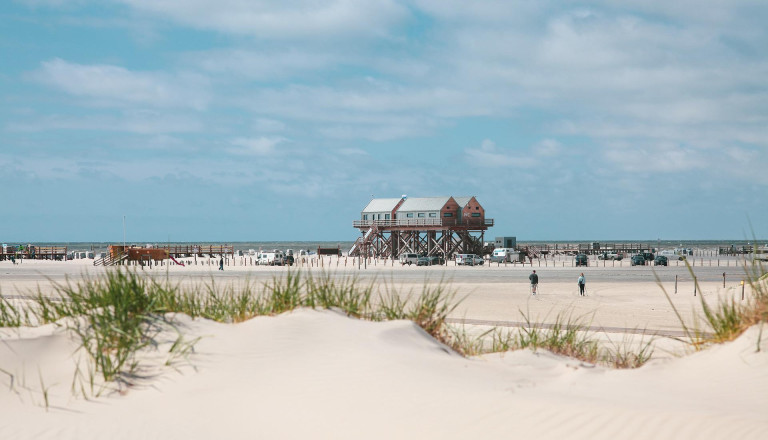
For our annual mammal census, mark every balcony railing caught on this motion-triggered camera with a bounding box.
[353,218,493,228]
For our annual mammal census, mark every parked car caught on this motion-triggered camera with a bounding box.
[630,254,646,266]
[417,256,445,266]
[399,253,419,265]
[653,255,668,266]
[641,252,655,261]
[456,253,483,266]
[575,253,589,267]
[597,252,622,261]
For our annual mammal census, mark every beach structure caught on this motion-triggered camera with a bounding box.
[95,244,235,266]
[350,196,493,258]
[518,242,657,257]
[0,244,67,261]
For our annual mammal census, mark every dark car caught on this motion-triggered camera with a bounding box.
[430,256,446,265]
[631,254,646,266]
[653,255,668,266]
[417,256,445,266]
[575,253,588,267]
[642,252,655,261]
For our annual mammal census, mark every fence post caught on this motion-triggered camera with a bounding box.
[694,277,697,296]
[675,275,678,294]
[723,272,726,288]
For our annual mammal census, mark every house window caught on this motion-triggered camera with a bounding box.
[363,214,368,220]
[444,213,453,217]
[385,214,390,220]
[429,213,436,218]
[471,213,481,217]
[418,213,425,218]
[407,213,414,218]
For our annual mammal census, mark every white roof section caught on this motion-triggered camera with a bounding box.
[453,196,474,207]
[362,198,402,213]
[398,197,451,212]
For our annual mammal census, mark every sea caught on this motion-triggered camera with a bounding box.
[7,239,765,253]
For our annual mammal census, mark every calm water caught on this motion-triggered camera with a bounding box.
[10,241,356,252]
[7,239,765,252]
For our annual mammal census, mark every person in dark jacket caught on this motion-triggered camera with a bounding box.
[529,270,539,295]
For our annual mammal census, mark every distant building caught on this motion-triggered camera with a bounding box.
[495,236,517,249]
[360,198,403,223]
[351,195,492,258]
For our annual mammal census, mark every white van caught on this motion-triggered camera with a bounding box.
[399,253,419,265]
[659,250,685,260]
[490,248,520,263]
[258,252,285,266]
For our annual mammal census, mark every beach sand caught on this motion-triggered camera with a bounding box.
[1,258,766,439]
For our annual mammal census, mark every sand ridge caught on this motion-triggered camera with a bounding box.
[1,309,766,439]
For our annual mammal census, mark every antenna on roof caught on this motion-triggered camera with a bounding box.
[402,194,407,200]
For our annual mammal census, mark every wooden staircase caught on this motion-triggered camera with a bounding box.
[525,245,542,259]
[93,252,128,267]
[348,224,378,256]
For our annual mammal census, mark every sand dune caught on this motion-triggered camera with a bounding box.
[2,308,766,439]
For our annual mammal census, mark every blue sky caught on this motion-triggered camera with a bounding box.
[2,0,766,242]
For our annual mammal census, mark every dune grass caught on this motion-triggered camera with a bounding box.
[451,310,654,368]
[0,269,465,389]
[656,257,767,350]
[7,258,766,394]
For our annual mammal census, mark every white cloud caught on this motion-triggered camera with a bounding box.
[116,0,409,39]
[30,58,210,109]
[603,142,710,173]
[239,84,472,130]
[12,1,768,192]
[5,110,204,134]
[14,0,89,6]
[227,137,287,156]
[253,118,286,133]
[533,139,563,157]
[188,49,337,80]
[464,139,539,169]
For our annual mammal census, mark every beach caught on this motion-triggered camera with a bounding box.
[2,254,755,335]
[1,256,767,439]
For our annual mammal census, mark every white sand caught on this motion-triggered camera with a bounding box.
[1,309,766,439]
[1,258,766,438]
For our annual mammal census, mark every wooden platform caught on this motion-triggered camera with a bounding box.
[0,246,68,261]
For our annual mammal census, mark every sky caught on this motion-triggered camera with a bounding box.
[1,0,767,243]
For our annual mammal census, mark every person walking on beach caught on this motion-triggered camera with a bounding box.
[219,255,224,271]
[578,273,586,296]
[529,270,539,295]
